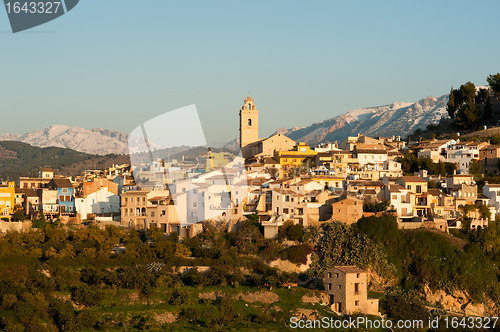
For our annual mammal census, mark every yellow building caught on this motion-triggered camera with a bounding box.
[0,182,16,218]
[274,143,318,177]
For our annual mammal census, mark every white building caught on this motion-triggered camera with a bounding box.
[482,182,500,214]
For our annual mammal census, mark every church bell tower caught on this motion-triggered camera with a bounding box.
[239,96,259,158]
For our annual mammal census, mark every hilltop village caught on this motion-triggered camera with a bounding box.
[2,97,497,236]
[2,96,500,331]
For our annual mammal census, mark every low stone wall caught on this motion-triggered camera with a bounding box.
[0,220,32,232]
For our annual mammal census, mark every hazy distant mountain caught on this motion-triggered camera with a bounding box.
[224,94,449,149]
[0,125,130,155]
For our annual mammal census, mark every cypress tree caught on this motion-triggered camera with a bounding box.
[447,86,456,118]
[483,96,493,122]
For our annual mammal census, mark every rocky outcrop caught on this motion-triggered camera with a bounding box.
[291,308,321,320]
[153,312,178,324]
[235,291,280,304]
[199,290,280,304]
[366,268,396,292]
[268,253,313,273]
[423,285,495,317]
[302,292,328,305]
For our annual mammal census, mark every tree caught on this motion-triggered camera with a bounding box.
[476,87,490,105]
[447,86,456,118]
[456,101,480,129]
[11,211,24,222]
[460,81,476,103]
[31,213,46,229]
[468,159,482,182]
[181,308,201,325]
[487,73,500,96]
[483,96,493,123]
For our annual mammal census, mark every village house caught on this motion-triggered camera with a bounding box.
[273,142,318,177]
[353,144,388,167]
[323,266,379,316]
[14,188,40,219]
[75,178,120,221]
[378,184,413,219]
[446,141,487,174]
[445,174,477,204]
[482,182,500,215]
[479,145,500,174]
[0,182,15,219]
[121,189,169,229]
[330,195,363,225]
[47,178,76,215]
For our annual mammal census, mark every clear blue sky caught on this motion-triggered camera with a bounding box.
[1,0,499,145]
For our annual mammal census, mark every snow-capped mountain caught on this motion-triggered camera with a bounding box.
[0,125,131,155]
[224,93,450,149]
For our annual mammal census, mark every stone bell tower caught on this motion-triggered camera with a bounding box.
[239,96,259,158]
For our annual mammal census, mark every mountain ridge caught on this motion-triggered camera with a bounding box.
[0,125,130,155]
[224,93,449,150]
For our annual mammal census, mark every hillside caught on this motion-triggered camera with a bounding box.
[0,141,130,181]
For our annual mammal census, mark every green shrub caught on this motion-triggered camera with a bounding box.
[282,243,312,265]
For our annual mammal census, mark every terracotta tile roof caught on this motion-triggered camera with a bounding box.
[388,184,405,193]
[334,266,366,274]
[400,176,426,183]
[48,178,73,188]
[426,189,444,196]
[356,149,388,154]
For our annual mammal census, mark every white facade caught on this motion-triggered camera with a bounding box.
[482,183,500,214]
[75,187,120,219]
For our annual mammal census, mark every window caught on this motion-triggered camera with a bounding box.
[356,273,360,278]
[62,188,68,193]
[65,195,71,202]
[355,301,359,306]
[354,283,359,294]
[162,210,166,216]
[338,285,342,290]
[285,195,289,202]
[248,118,252,126]
[151,211,155,217]
[328,272,332,278]
[416,185,422,194]
[124,198,128,203]
[193,202,197,208]
[193,189,197,194]
[407,185,411,190]
[283,208,289,214]
[328,283,332,290]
